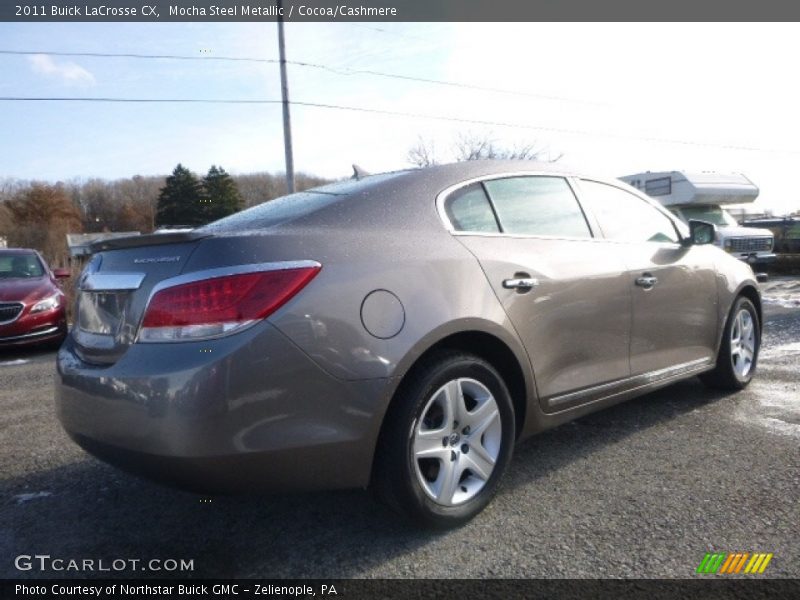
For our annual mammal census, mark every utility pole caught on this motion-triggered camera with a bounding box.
[277,0,295,194]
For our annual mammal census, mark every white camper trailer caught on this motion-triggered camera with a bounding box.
[620,171,775,267]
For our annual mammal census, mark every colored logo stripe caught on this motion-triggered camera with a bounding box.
[697,552,773,574]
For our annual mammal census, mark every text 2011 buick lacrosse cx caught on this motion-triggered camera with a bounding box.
[56,161,762,528]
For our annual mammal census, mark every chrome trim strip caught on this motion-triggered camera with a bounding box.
[0,325,60,342]
[547,358,713,409]
[81,272,146,292]
[0,302,25,325]
[146,260,322,299]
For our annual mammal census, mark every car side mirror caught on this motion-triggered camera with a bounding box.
[685,220,716,246]
[53,268,71,279]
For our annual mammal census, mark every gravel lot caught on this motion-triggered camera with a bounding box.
[1,279,798,580]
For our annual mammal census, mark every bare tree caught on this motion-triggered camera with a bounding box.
[408,131,561,166]
[5,183,83,265]
[453,132,498,161]
[407,136,438,168]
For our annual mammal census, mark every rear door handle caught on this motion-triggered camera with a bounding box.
[635,275,658,289]
[503,277,539,291]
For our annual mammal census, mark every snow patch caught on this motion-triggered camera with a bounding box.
[759,341,800,359]
[760,417,800,438]
[13,491,52,504]
[735,381,800,439]
[0,359,30,367]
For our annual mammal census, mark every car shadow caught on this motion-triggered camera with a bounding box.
[1,378,730,580]
[0,345,59,362]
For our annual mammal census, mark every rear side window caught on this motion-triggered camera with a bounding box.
[578,180,680,243]
[445,184,500,233]
[483,176,592,238]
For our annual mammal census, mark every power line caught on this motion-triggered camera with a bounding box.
[349,23,441,44]
[0,95,793,155]
[0,49,600,105]
[0,49,278,63]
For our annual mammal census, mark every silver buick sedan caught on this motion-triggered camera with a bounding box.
[55,161,761,528]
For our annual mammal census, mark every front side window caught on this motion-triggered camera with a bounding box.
[482,177,592,238]
[578,180,680,244]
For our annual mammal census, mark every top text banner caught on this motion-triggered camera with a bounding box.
[4,0,800,22]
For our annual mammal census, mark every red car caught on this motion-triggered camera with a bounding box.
[0,248,69,348]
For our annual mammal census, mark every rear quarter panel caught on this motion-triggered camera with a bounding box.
[184,228,530,383]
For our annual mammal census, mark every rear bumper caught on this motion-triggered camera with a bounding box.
[55,322,394,493]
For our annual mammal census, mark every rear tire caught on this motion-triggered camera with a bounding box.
[700,296,760,391]
[372,352,515,529]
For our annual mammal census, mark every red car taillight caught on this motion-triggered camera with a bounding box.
[138,266,320,342]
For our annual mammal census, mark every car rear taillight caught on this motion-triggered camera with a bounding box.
[138,266,320,342]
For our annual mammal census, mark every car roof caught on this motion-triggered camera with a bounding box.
[349,160,586,191]
[205,160,644,237]
[0,248,40,255]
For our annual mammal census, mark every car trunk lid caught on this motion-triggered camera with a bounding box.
[73,232,209,365]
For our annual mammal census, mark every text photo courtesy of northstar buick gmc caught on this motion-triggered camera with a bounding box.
[54,161,762,528]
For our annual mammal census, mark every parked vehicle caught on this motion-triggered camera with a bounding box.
[0,248,69,348]
[741,216,800,254]
[55,161,762,527]
[620,171,776,268]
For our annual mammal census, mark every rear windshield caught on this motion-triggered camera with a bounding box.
[0,253,45,278]
[201,172,408,233]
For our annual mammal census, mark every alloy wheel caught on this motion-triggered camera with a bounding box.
[412,378,502,506]
[730,307,756,378]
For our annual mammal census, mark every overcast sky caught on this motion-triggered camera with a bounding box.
[1,22,798,214]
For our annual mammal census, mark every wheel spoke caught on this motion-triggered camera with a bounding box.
[741,346,753,362]
[469,405,500,439]
[443,379,464,429]
[742,316,753,339]
[435,457,462,504]
[463,447,494,481]
[731,313,742,345]
[414,433,448,460]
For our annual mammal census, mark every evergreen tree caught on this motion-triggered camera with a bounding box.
[155,164,204,227]
[202,165,243,222]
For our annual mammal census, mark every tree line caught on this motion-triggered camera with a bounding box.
[0,166,330,266]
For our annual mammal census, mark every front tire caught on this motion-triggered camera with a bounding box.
[373,352,515,529]
[700,296,760,390]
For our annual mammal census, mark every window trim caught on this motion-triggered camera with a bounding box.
[437,172,598,241]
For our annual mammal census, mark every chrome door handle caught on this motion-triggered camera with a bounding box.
[635,275,658,288]
[503,278,539,290]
